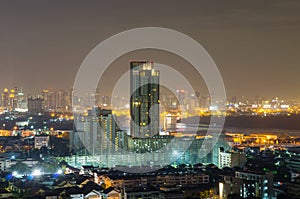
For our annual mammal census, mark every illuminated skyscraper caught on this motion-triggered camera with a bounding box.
[16,87,27,110]
[1,88,9,108]
[9,89,17,110]
[99,109,118,153]
[42,89,71,112]
[130,61,160,138]
[42,89,56,111]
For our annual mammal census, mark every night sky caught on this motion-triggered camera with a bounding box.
[0,1,300,99]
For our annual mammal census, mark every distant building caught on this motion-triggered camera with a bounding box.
[176,89,187,110]
[1,88,9,108]
[34,135,49,149]
[220,170,274,199]
[101,95,111,108]
[42,89,56,111]
[27,97,43,114]
[16,88,28,111]
[76,107,102,156]
[0,88,20,110]
[42,88,71,112]
[163,113,177,130]
[9,88,17,110]
[218,148,246,168]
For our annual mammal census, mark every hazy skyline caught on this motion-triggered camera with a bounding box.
[0,1,300,99]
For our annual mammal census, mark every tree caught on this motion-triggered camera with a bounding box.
[199,190,214,199]
[0,178,8,190]
[11,161,31,175]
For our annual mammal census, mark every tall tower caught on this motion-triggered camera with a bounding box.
[130,61,160,138]
[1,88,9,108]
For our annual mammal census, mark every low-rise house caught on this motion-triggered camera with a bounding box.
[0,190,13,199]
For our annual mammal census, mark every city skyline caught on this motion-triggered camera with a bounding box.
[0,2,300,198]
[0,1,300,99]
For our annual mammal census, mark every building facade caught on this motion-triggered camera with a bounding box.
[220,170,274,199]
[130,61,160,138]
[27,97,43,114]
[218,148,246,168]
[34,135,50,149]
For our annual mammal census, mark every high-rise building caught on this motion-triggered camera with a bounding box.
[130,61,160,138]
[76,107,121,156]
[99,108,117,153]
[56,90,65,111]
[27,97,43,114]
[76,107,101,156]
[42,89,72,112]
[101,96,111,109]
[16,88,27,110]
[42,89,56,111]
[176,89,187,110]
[1,88,9,108]
[9,89,17,110]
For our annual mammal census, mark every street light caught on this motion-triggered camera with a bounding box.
[32,169,41,176]
[57,169,63,175]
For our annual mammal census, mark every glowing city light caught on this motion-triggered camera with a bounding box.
[32,169,41,176]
